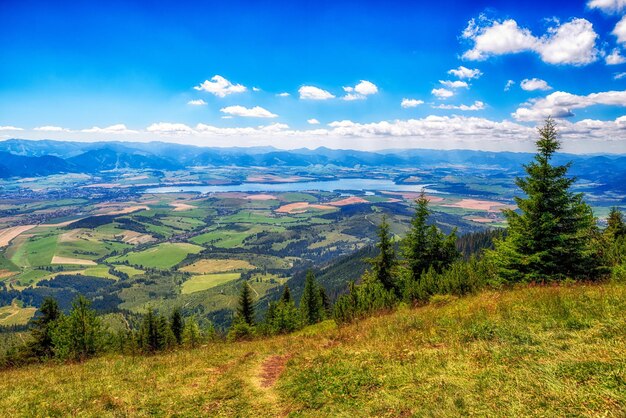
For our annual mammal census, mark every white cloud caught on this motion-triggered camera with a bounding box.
[433,101,486,111]
[252,87,261,92]
[504,80,515,91]
[34,126,70,132]
[615,71,626,79]
[613,16,626,45]
[462,16,599,65]
[307,118,320,125]
[187,99,207,106]
[587,0,626,14]
[298,85,335,100]
[448,66,483,79]
[431,88,454,99]
[277,92,290,97]
[81,124,137,134]
[512,90,626,121]
[146,123,195,134]
[606,48,626,65]
[0,126,23,131]
[193,75,247,97]
[219,105,278,118]
[401,98,425,108]
[439,80,469,88]
[342,80,379,100]
[520,78,552,91]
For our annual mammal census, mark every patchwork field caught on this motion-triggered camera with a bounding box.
[107,242,204,269]
[180,259,255,274]
[181,272,241,294]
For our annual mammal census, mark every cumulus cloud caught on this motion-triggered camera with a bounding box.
[433,101,486,111]
[613,16,626,44]
[520,78,552,91]
[512,90,626,121]
[0,126,23,131]
[606,48,626,64]
[220,105,278,118]
[401,98,425,108]
[81,124,137,134]
[298,85,335,100]
[448,66,483,79]
[193,75,246,97]
[277,92,290,97]
[431,88,454,99]
[187,99,207,106]
[504,80,515,91]
[439,80,469,88]
[462,16,599,65]
[146,123,195,134]
[34,126,70,132]
[342,80,379,100]
[307,118,320,125]
[587,0,626,14]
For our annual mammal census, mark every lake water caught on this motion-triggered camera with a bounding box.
[145,178,441,194]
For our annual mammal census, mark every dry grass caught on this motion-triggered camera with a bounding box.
[50,256,97,266]
[0,225,36,247]
[0,282,624,417]
[180,259,255,274]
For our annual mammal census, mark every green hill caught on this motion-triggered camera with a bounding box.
[1,282,624,417]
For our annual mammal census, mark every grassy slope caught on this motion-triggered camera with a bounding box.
[0,283,624,417]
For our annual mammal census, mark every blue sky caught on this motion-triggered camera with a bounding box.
[1,0,626,152]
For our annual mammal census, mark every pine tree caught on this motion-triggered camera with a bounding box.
[28,297,61,359]
[492,117,600,282]
[371,215,397,293]
[182,317,203,348]
[300,270,324,325]
[237,282,255,326]
[170,307,184,345]
[279,285,292,303]
[51,296,102,361]
[605,207,626,241]
[402,190,459,284]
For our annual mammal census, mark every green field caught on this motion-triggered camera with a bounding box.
[113,265,144,277]
[107,243,203,269]
[181,273,241,294]
[8,234,58,267]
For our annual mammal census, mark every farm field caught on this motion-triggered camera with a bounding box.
[181,272,241,294]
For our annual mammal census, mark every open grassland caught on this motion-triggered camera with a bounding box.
[0,282,623,417]
[181,273,241,294]
[180,259,255,274]
[0,302,36,326]
[107,243,203,269]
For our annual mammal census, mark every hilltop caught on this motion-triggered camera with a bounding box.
[0,281,624,416]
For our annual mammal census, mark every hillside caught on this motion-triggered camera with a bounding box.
[1,282,624,417]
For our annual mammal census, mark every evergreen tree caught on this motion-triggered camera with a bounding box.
[279,285,292,304]
[370,215,398,293]
[605,207,626,241]
[52,296,102,361]
[236,282,256,326]
[492,118,600,282]
[300,270,324,326]
[182,317,203,348]
[139,308,168,352]
[402,190,459,284]
[170,307,184,345]
[28,297,61,359]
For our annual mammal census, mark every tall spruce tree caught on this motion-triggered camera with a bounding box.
[403,190,459,283]
[371,215,397,293]
[605,207,626,241]
[28,297,61,359]
[280,285,292,304]
[300,270,324,326]
[493,117,599,282]
[237,282,256,326]
[170,307,184,345]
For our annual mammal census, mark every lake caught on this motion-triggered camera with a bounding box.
[145,178,441,194]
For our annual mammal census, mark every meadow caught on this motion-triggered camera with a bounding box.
[0,282,622,416]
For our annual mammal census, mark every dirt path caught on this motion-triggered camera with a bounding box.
[259,354,291,388]
[247,353,292,416]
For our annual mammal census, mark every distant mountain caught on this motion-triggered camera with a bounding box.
[67,149,181,172]
[0,151,72,178]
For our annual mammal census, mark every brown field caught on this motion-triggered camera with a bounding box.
[443,198,511,211]
[246,194,278,201]
[180,259,256,274]
[51,256,97,266]
[116,230,155,245]
[0,225,36,247]
[246,174,311,183]
[466,216,498,223]
[170,202,196,211]
[381,191,445,202]
[0,270,15,279]
[328,196,370,206]
[275,202,335,214]
[39,218,86,228]
[96,205,150,215]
